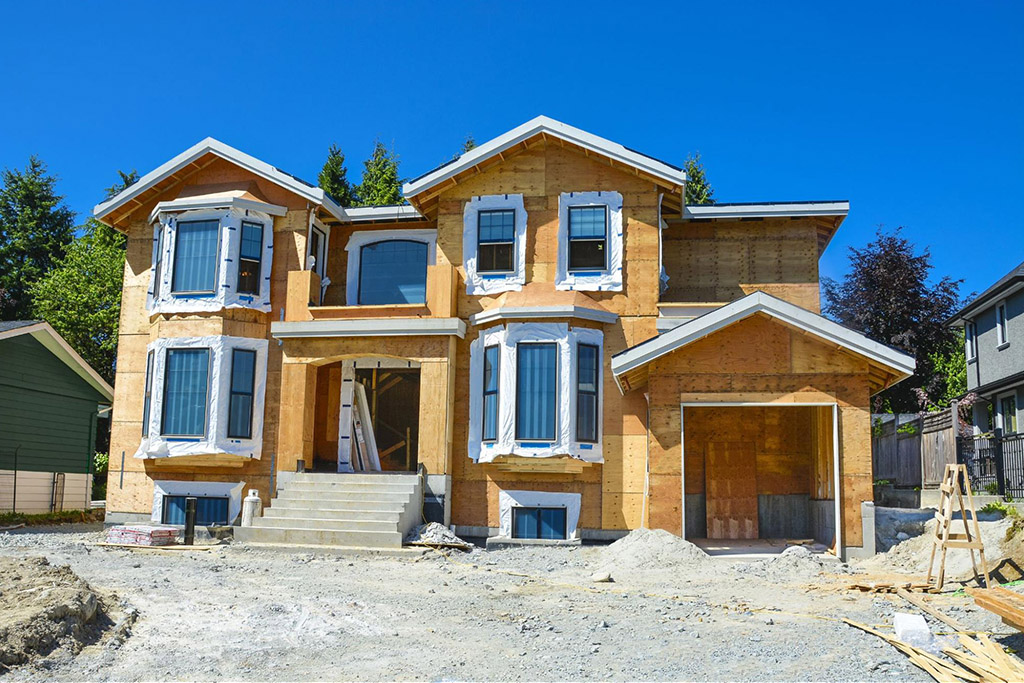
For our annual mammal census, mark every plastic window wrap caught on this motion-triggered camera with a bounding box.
[555,191,624,292]
[498,490,582,539]
[344,229,437,306]
[462,194,528,295]
[151,480,246,525]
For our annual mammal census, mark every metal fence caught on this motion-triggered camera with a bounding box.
[958,429,1024,499]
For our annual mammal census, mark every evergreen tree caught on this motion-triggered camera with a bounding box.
[684,152,715,205]
[461,135,477,154]
[356,140,403,206]
[0,157,76,319]
[318,144,356,207]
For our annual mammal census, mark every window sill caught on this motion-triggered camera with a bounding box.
[998,342,1011,350]
[967,357,977,364]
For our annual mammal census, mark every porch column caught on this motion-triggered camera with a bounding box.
[278,361,317,474]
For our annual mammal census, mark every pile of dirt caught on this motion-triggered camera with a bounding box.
[0,556,115,669]
[404,523,473,549]
[595,528,709,573]
[737,545,853,581]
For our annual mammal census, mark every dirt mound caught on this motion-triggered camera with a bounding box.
[596,528,709,573]
[737,545,853,581]
[0,556,117,669]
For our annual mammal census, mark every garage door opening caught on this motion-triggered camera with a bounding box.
[681,404,839,552]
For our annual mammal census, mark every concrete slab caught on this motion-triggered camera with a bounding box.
[485,536,582,549]
[691,538,836,562]
[241,542,429,559]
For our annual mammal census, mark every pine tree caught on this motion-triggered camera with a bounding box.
[356,140,403,206]
[318,144,356,207]
[461,135,477,154]
[0,157,76,320]
[684,152,715,205]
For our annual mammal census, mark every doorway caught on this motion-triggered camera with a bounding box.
[355,367,420,472]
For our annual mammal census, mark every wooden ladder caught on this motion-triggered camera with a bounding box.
[926,463,991,591]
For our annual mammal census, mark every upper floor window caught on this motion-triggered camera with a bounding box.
[237,222,263,296]
[358,240,428,305]
[555,191,623,292]
[462,195,527,295]
[567,206,608,271]
[478,210,516,274]
[142,351,154,437]
[997,303,1009,346]
[965,322,977,361]
[171,220,219,295]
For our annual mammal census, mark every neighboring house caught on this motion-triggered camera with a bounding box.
[0,321,114,513]
[949,261,1024,434]
[93,116,913,559]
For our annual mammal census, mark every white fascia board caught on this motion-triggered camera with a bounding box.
[611,291,915,381]
[0,322,114,402]
[343,205,424,223]
[271,318,466,339]
[682,201,850,220]
[147,196,288,223]
[469,305,618,326]
[94,137,348,223]
[403,116,687,197]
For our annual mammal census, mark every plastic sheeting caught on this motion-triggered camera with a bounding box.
[462,194,528,295]
[468,322,604,464]
[498,489,582,539]
[344,229,438,306]
[148,207,275,314]
[151,479,246,525]
[137,335,269,461]
[555,191,623,292]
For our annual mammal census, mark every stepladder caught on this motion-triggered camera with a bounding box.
[926,464,991,591]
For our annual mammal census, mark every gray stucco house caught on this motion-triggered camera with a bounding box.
[949,261,1024,434]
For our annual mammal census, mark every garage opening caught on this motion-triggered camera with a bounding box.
[682,405,837,549]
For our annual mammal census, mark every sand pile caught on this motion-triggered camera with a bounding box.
[0,556,113,669]
[595,528,709,573]
[405,523,473,550]
[737,545,852,581]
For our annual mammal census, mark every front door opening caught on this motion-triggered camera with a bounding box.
[355,367,419,472]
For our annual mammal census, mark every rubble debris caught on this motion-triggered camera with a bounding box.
[738,545,852,580]
[590,571,613,583]
[404,523,473,550]
[596,528,709,573]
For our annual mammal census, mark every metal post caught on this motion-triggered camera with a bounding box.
[184,496,197,546]
[12,447,18,514]
[119,451,125,489]
[994,428,1006,498]
[296,459,306,473]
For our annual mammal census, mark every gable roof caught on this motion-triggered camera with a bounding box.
[610,291,915,394]
[0,321,114,402]
[94,137,347,227]
[948,260,1024,326]
[402,116,688,202]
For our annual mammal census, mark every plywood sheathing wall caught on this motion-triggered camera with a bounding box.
[645,314,874,549]
[436,141,663,532]
[662,218,822,312]
[106,161,312,515]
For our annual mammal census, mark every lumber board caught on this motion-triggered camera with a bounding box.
[96,542,213,551]
[896,589,969,631]
[966,587,1024,631]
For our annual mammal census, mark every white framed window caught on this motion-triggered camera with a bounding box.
[151,480,246,526]
[999,393,1018,434]
[556,191,623,292]
[463,194,527,295]
[137,336,269,461]
[997,302,1009,347]
[965,321,977,361]
[468,322,603,463]
[344,229,437,306]
[149,207,274,314]
[498,490,582,540]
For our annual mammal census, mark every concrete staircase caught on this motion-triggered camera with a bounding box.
[235,472,422,548]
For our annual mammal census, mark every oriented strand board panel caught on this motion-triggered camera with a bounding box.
[705,441,758,540]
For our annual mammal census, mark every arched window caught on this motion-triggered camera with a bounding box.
[357,240,428,305]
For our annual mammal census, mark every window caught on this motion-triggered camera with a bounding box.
[567,206,607,271]
[512,507,567,540]
[966,322,977,360]
[171,220,219,294]
[237,222,263,295]
[142,351,154,437]
[161,348,210,437]
[997,303,1009,346]
[227,349,257,439]
[576,343,599,443]
[1001,395,1018,434]
[516,343,558,441]
[152,225,164,296]
[482,345,500,442]
[308,226,326,276]
[478,210,515,273]
[357,240,428,305]
[162,495,229,526]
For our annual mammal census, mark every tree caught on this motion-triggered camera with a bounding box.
[356,140,403,206]
[30,171,138,383]
[822,227,964,413]
[684,152,715,205]
[318,144,356,208]
[925,329,967,411]
[461,135,477,154]
[0,157,76,320]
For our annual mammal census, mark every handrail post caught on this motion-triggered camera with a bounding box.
[994,427,1006,498]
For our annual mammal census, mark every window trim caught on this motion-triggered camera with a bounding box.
[555,191,623,292]
[511,506,568,540]
[170,219,222,296]
[227,348,257,439]
[998,392,1018,434]
[142,350,154,437]
[236,221,264,296]
[482,344,500,443]
[576,342,600,443]
[152,224,164,300]
[965,321,977,361]
[566,204,609,273]
[308,224,327,278]
[160,346,212,439]
[356,239,430,306]
[477,209,517,275]
[514,341,560,443]
[997,302,1009,347]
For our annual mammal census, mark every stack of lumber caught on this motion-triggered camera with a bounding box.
[967,587,1024,632]
[848,581,939,594]
[105,525,178,546]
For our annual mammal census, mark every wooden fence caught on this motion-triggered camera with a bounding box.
[872,408,957,488]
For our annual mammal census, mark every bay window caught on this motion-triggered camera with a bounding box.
[142,350,154,437]
[171,220,219,294]
[482,345,500,442]
[516,343,558,441]
[227,349,257,439]
[161,348,210,437]
[576,343,599,443]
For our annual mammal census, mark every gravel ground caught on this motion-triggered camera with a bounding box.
[1,524,1021,681]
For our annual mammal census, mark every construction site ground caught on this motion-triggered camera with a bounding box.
[2,522,1023,682]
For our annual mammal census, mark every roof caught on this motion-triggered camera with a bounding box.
[468,283,617,326]
[610,291,916,394]
[94,137,347,227]
[147,182,288,223]
[344,205,426,223]
[0,321,114,402]
[948,261,1024,325]
[682,200,850,220]
[402,116,687,200]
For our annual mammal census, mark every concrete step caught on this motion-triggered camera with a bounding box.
[254,517,397,532]
[285,481,417,493]
[263,507,402,522]
[273,493,412,507]
[277,486,414,500]
[292,472,419,484]
[234,525,402,548]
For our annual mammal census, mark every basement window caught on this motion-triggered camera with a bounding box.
[512,507,567,540]
[162,495,229,526]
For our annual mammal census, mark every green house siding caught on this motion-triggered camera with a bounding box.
[0,335,105,475]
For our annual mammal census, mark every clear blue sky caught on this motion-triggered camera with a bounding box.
[1,1,1021,297]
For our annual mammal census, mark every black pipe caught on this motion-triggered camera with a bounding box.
[184,497,197,546]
